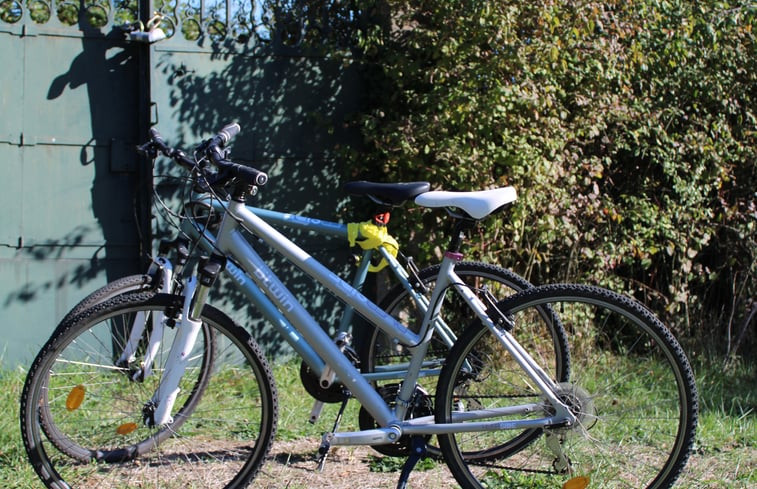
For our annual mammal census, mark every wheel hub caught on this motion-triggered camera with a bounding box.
[548,382,598,432]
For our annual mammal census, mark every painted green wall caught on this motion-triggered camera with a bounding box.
[1,1,364,367]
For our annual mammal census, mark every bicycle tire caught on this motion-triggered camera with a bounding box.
[21,292,278,489]
[58,274,156,327]
[436,283,698,489]
[360,262,570,459]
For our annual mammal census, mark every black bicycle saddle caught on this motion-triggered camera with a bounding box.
[343,181,431,206]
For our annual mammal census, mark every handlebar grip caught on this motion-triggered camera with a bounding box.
[207,122,241,150]
[217,122,241,146]
[204,122,241,164]
[226,162,268,186]
[149,128,170,153]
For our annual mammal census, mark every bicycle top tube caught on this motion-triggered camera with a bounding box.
[192,196,350,239]
[217,200,423,348]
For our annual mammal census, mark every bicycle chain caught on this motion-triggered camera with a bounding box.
[372,347,448,362]
[466,458,557,475]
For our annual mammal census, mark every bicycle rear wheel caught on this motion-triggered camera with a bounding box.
[436,284,698,489]
[21,292,277,489]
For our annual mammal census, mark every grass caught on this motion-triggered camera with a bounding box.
[273,361,363,440]
[2,358,754,489]
[0,366,41,489]
[685,358,757,488]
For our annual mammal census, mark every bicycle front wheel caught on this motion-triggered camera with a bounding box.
[21,292,277,489]
[37,273,207,461]
[436,284,698,489]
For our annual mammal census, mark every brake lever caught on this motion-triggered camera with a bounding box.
[136,141,159,159]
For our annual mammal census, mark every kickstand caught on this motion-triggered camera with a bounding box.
[316,391,350,472]
[396,436,427,489]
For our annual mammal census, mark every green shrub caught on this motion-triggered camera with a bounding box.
[342,0,756,357]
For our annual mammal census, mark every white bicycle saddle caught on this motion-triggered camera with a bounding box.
[414,186,517,219]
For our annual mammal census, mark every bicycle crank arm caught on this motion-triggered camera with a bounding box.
[325,425,403,446]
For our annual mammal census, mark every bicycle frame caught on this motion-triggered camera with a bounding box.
[186,197,455,375]
[122,194,451,425]
[187,197,576,444]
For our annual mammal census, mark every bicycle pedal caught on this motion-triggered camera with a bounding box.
[309,400,325,424]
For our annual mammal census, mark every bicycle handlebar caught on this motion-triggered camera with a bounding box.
[138,123,268,188]
[208,122,241,148]
[138,128,195,169]
[204,124,268,187]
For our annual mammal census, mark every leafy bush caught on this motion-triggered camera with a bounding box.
[341,0,756,358]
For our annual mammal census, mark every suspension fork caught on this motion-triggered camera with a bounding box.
[146,254,225,427]
[116,256,174,376]
[117,238,191,381]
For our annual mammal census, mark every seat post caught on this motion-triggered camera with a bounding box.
[447,218,476,254]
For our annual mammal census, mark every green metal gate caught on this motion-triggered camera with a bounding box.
[0,1,364,366]
[0,0,152,366]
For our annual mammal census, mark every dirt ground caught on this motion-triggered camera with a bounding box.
[255,437,460,489]
[252,437,756,489]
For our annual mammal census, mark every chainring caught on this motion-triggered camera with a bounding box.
[299,361,350,403]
